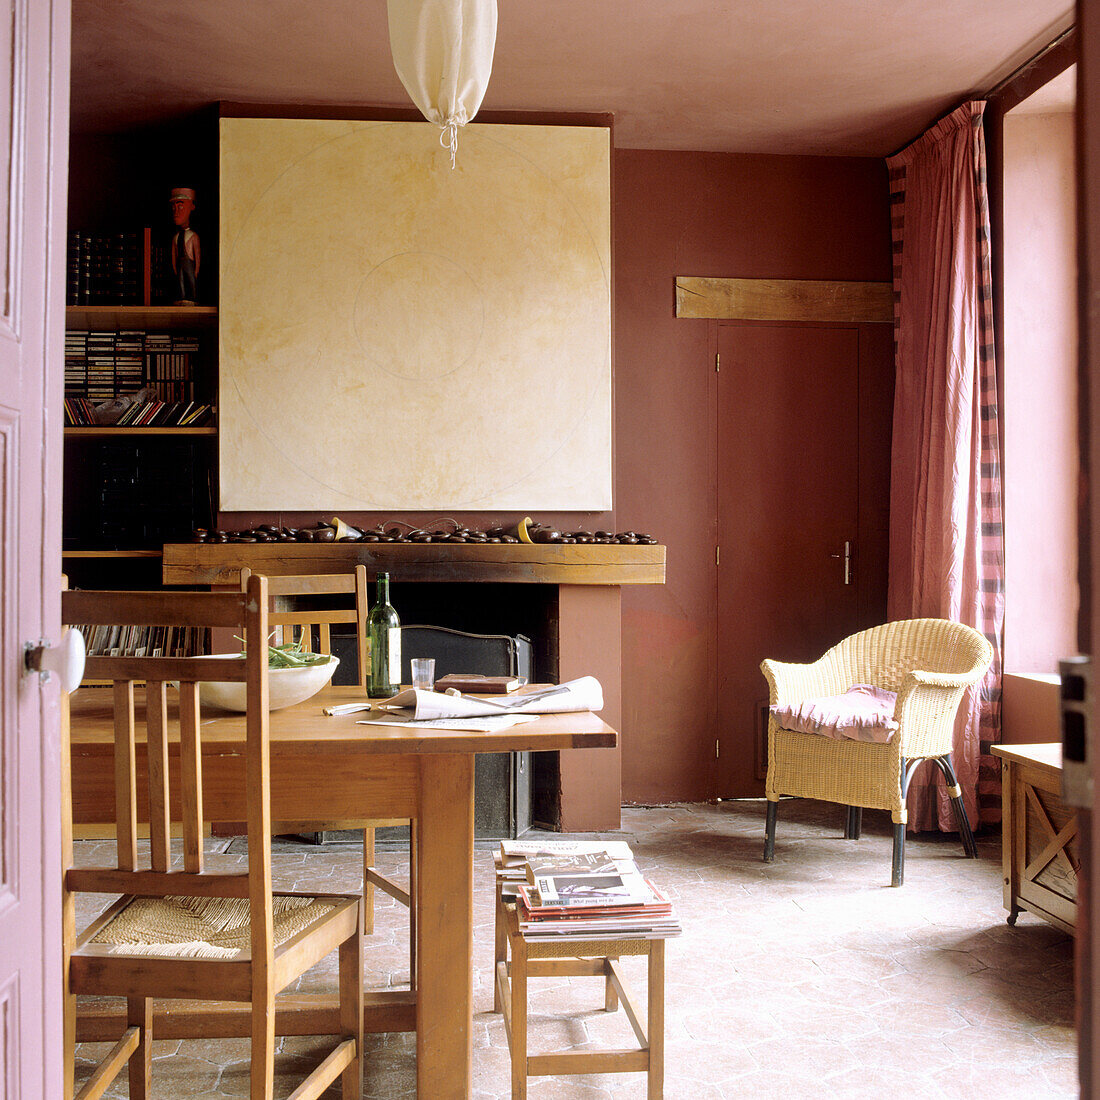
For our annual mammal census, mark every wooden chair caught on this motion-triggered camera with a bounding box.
[761,617,993,886]
[241,567,416,978]
[61,577,363,1100]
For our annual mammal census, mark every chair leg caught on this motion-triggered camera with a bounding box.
[845,806,863,839]
[362,826,375,935]
[764,798,778,862]
[933,755,979,859]
[127,996,152,1100]
[891,822,905,887]
[63,986,76,1100]
[251,988,276,1100]
[340,921,364,1100]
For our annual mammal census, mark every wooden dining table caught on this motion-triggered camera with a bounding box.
[67,683,618,1099]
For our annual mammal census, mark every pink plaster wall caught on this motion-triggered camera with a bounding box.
[1002,110,1079,675]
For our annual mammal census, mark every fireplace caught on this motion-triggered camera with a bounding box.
[161,541,665,831]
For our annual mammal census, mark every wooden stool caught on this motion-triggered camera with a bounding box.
[493,893,665,1098]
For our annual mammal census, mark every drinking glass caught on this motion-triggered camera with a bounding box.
[411,657,436,691]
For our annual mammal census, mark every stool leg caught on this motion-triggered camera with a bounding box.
[648,940,665,1100]
[605,954,619,1011]
[511,934,528,1100]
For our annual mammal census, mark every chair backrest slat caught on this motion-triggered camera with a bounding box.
[63,589,247,628]
[145,681,172,873]
[84,654,249,682]
[178,680,204,874]
[113,680,138,871]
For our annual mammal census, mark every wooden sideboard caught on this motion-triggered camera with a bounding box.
[991,742,1077,934]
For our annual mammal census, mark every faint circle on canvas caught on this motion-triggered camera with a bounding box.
[353,253,484,381]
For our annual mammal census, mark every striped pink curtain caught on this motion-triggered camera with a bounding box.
[885,101,1004,832]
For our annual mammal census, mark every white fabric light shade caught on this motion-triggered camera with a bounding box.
[387,0,497,163]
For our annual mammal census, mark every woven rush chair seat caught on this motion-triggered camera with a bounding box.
[761,617,993,887]
[89,894,338,959]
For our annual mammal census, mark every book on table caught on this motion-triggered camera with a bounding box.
[434,673,523,693]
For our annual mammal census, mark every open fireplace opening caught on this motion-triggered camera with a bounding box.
[319,581,562,836]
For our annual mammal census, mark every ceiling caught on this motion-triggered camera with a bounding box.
[70,0,1075,156]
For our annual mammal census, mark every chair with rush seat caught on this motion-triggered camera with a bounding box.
[61,576,363,1100]
[761,618,993,886]
[239,566,416,976]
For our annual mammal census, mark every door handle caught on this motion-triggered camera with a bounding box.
[24,627,86,691]
[829,541,852,586]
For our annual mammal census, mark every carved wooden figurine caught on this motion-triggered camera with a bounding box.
[169,186,200,304]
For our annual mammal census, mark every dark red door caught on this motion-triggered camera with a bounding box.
[716,321,863,795]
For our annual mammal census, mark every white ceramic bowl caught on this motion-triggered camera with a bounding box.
[195,654,339,713]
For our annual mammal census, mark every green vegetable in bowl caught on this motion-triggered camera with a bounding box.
[234,636,332,668]
[266,641,330,668]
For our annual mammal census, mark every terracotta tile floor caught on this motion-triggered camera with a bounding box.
[72,799,1077,1098]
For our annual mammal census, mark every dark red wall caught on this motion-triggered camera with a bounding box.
[612,150,893,803]
[69,132,893,806]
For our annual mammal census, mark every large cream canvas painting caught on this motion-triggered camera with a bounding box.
[219,118,611,511]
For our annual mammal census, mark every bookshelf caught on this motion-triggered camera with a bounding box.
[63,304,218,568]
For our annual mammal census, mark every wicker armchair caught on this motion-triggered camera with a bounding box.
[761,618,993,886]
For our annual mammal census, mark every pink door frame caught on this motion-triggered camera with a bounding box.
[0,0,69,1095]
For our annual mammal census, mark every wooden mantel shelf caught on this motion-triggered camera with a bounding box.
[162,541,666,586]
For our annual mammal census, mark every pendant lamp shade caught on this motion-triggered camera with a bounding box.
[387,0,498,166]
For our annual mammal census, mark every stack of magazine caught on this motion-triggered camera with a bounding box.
[497,839,681,942]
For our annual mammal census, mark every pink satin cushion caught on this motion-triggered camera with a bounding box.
[770,684,899,744]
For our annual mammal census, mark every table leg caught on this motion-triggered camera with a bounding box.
[416,753,474,1098]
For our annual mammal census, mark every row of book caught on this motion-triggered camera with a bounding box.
[75,623,208,659]
[497,839,681,941]
[66,229,172,306]
[64,397,215,427]
[65,330,203,403]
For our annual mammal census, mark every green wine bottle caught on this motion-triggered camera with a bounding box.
[366,571,401,698]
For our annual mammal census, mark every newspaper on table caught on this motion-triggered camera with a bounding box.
[375,676,604,720]
[356,676,603,733]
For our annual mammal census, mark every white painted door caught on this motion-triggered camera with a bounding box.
[0,0,69,1096]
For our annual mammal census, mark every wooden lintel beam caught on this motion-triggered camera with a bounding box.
[675,276,894,323]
